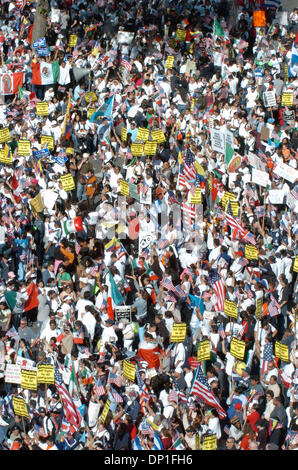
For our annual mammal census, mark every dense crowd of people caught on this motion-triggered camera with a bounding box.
[0,0,297,451]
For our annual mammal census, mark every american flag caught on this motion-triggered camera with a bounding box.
[181,203,196,228]
[116,243,127,260]
[121,55,132,71]
[160,278,186,299]
[291,186,298,200]
[158,238,169,250]
[237,322,247,339]
[218,323,226,340]
[93,378,106,397]
[107,372,123,388]
[208,270,225,312]
[225,200,247,238]
[190,366,227,419]
[238,257,249,268]
[54,368,82,428]
[261,342,274,376]
[172,378,187,403]
[139,418,155,437]
[136,369,150,412]
[267,295,280,317]
[167,190,180,205]
[168,389,178,403]
[111,387,123,403]
[242,231,257,246]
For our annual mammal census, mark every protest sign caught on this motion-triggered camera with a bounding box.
[136,127,150,141]
[275,341,290,363]
[100,399,111,423]
[30,192,45,213]
[165,56,174,69]
[251,168,271,187]
[224,300,238,319]
[140,186,152,205]
[226,200,239,217]
[121,127,127,141]
[263,91,276,107]
[210,129,225,154]
[84,92,97,104]
[281,92,293,107]
[66,147,74,155]
[16,357,36,370]
[21,369,38,390]
[268,190,284,205]
[256,297,263,320]
[197,340,211,362]
[274,162,298,184]
[36,102,49,116]
[151,129,166,143]
[0,127,10,143]
[176,29,186,41]
[40,135,54,150]
[221,191,236,208]
[245,244,258,260]
[293,256,298,273]
[120,179,129,197]
[60,174,75,191]
[230,337,246,360]
[18,140,31,156]
[202,434,217,450]
[37,364,55,384]
[247,152,266,171]
[131,143,144,156]
[123,360,136,382]
[68,35,78,47]
[115,306,132,323]
[0,145,12,164]
[5,364,21,384]
[144,141,157,155]
[12,397,29,418]
[190,188,202,204]
[170,323,187,343]
[286,192,298,213]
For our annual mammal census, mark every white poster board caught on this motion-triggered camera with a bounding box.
[252,168,271,187]
[140,187,152,205]
[263,91,277,108]
[286,192,298,213]
[274,162,298,184]
[248,152,266,171]
[117,31,134,44]
[210,129,225,154]
[5,364,21,384]
[268,189,284,204]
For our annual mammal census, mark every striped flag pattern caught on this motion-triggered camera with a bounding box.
[225,200,247,238]
[190,365,227,419]
[136,368,150,412]
[93,378,106,397]
[261,342,274,376]
[54,368,82,428]
[208,270,225,311]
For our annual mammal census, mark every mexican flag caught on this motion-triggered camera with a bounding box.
[225,142,242,173]
[0,72,23,95]
[31,60,59,85]
[171,437,185,450]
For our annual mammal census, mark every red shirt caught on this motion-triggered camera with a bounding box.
[246,411,260,433]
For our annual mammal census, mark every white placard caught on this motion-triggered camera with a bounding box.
[5,364,21,384]
[274,162,298,184]
[252,168,271,187]
[51,8,61,23]
[263,91,277,108]
[286,192,298,213]
[268,189,284,204]
[140,187,152,205]
[16,357,36,371]
[210,129,225,154]
[247,152,266,171]
[276,11,288,26]
[225,130,234,150]
[138,232,155,256]
[41,189,58,210]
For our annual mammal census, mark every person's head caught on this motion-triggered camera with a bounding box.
[273,396,283,407]
[226,436,236,449]
[265,389,274,401]
[19,318,27,329]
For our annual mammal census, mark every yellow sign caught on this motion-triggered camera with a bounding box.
[202,434,217,451]
[100,399,111,423]
[293,255,298,273]
[226,200,239,217]
[165,55,174,69]
[120,179,129,197]
[176,29,186,41]
[12,397,29,418]
[84,91,97,104]
[224,299,238,319]
[190,188,201,204]
[30,192,45,213]
[144,141,157,155]
[36,102,49,116]
[245,244,258,260]
[197,340,210,362]
[256,297,263,320]
[170,323,187,343]
[221,191,236,208]
[121,127,127,142]
[275,341,290,363]
[88,108,97,120]
[18,140,31,156]
[151,129,166,143]
[281,92,293,107]
[230,337,246,361]
[60,173,75,191]
[195,433,200,450]
[66,147,74,155]
[136,127,150,142]
[0,127,10,143]
[0,146,12,164]
[37,364,54,384]
[69,34,78,47]
[21,369,37,391]
[40,135,54,150]
[131,143,144,156]
[123,360,136,382]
